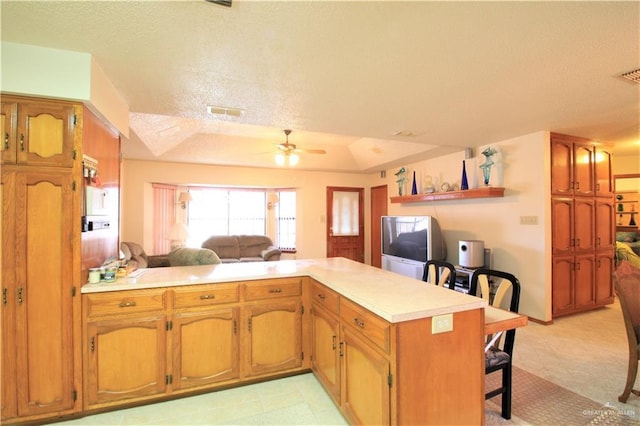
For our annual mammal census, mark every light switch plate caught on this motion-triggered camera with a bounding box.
[432,313,453,334]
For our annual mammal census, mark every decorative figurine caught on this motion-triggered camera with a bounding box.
[395,167,407,196]
[479,147,497,186]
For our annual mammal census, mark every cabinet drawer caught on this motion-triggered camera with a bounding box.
[340,298,390,354]
[244,278,302,301]
[311,281,340,315]
[85,289,167,318]
[173,283,239,308]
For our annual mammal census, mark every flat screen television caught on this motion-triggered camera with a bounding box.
[381,215,445,263]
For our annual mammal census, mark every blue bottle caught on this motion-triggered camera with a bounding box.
[411,171,418,195]
[461,160,469,190]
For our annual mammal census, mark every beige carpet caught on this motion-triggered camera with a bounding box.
[484,366,640,425]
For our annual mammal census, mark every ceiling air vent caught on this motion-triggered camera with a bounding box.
[620,68,640,83]
[207,105,244,117]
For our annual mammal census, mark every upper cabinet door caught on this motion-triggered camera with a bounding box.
[1,98,77,168]
[1,101,18,165]
[594,147,614,197]
[573,143,595,197]
[551,138,573,196]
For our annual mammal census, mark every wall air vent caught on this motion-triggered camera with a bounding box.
[620,68,640,84]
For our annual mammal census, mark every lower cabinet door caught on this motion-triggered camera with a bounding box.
[243,300,302,377]
[595,253,614,304]
[311,303,341,404]
[172,308,240,391]
[341,327,390,426]
[574,254,596,309]
[552,256,574,315]
[86,315,167,407]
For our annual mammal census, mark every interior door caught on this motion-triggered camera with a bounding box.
[326,187,364,262]
[370,185,388,268]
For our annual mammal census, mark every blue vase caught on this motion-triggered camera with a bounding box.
[411,171,418,195]
[461,160,469,190]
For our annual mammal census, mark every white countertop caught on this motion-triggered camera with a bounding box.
[81,257,487,323]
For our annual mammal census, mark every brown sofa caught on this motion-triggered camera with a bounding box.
[201,235,282,263]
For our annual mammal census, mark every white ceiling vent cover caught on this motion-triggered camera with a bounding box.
[620,69,640,83]
[207,106,244,117]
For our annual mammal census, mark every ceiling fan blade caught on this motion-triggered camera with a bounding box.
[296,148,326,154]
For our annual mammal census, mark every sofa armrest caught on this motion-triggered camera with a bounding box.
[261,247,282,261]
[147,254,171,268]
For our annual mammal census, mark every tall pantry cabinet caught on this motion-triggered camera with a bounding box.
[551,133,615,317]
[1,95,83,423]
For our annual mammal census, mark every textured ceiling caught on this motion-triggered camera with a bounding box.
[1,0,639,172]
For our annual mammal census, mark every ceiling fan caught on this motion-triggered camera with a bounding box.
[275,129,326,166]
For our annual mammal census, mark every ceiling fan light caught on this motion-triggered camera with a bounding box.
[289,153,299,166]
[275,152,286,166]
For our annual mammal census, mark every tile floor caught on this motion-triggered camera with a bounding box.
[55,373,348,425]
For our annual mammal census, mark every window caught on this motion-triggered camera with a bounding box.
[183,187,297,251]
[275,190,296,251]
[186,188,266,247]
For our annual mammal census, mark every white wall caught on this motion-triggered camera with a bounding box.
[613,153,640,175]
[370,131,550,321]
[1,42,129,136]
[121,159,372,262]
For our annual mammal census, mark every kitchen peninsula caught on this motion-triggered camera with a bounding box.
[81,257,489,425]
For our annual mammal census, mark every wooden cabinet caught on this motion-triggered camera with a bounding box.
[551,198,594,255]
[82,278,306,411]
[551,134,595,197]
[242,278,303,378]
[173,308,240,391]
[310,280,484,425]
[594,146,614,197]
[339,298,391,425]
[550,133,614,317]
[172,283,241,391]
[84,289,168,409]
[86,315,168,407]
[310,283,341,404]
[1,166,80,422]
[1,97,77,167]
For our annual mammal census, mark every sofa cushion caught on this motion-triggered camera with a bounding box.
[202,235,240,259]
[121,242,149,269]
[617,231,639,243]
[239,235,274,257]
[169,248,221,266]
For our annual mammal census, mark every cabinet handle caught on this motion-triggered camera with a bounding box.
[332,335,336,350]
[574,262,581,271]
[118,301,137,308]
[248,317,252,332]
[575,181,580,190]
[339,342,344,357]
[3,132,8,150]
[596,237,601,247]
[199,294,215,300]
[19,134,24,152]
[318,293,326,300]
[353,317,365,328]
[17,288,23,304]
[2,288,6,305]
[575,238,580,247]
[269,288,282,293]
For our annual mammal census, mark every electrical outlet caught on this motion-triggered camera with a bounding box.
[519,215,538,225]
[432,313,453,334]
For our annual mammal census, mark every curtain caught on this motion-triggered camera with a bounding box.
[153,183,176,255]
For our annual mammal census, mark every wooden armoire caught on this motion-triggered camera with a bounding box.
[550,132,615,317]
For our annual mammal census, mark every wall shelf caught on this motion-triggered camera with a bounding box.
[390,187,505,203]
